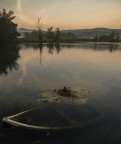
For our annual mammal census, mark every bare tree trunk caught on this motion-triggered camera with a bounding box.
[36,17,43,43]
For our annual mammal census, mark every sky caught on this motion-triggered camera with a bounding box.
[0,0,121,30]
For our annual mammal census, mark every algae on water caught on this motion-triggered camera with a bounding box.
[37,87,89,105]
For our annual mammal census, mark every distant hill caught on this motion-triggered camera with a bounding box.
[18,28,35,38]
[18,28,33,33]
[18,28,121,39]
[63,28,121,39]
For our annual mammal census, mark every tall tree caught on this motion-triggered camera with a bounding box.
[47,27,54,43]
[0,9,19,44]
[54,27,61,43]
[36,17,43,43]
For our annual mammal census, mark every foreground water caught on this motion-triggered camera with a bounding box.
[0,43,121,144]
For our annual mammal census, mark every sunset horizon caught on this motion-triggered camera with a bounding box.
[0,0,121,30]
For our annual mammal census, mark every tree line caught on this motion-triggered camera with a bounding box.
[22,27,78,43]
[0,9,120,45]
[0,9,78,46]
[94,30,120,42]
[22,29,121,43]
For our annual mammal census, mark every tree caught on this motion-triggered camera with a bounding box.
[99,34,109,42]
[36,17,43,43]
[0,9,19,44]
[109,30,115,42]
[54,27,61,43]
[60,32,78,42]
[94,34,98,42]
[47,27,54,43]
[94,31,98,41]
[115,30,120,42]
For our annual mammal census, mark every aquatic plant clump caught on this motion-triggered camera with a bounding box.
[54,87,77,98]
[37,87,89,104]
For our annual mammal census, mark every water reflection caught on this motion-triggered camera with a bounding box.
[21,43,120,65]
[0,44,20,75]
[47,43,61,54]
[0,42,120,75]
[32,43,43,64]
[22,43,119,53]
[55,43,61,54]
[0,42,121,144]
[93,43,117,52]
[108,44,117,52]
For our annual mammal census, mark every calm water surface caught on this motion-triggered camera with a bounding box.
[0,43,121,144]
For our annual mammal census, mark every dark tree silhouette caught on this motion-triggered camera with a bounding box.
[47,43,54,54]
[47,27,54,43]
[54,27,61,43]
[94,31,98,41]
[0,44,20,75]
[109,30,116,42]
[36,17,43,43]
[98,30,120,42]
[0,9,20,44]
[60,32,78,42]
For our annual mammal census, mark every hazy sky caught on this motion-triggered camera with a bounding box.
[0,0,121,29]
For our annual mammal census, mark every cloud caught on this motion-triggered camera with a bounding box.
[1,0,121,29]
[0,0,16,10]
[15,0,35,28]
[17,0,22,13]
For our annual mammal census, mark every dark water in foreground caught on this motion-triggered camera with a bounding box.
[0,42,121,144]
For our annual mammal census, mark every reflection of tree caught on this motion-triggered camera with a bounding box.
[32,43,43,64]
[39,43,43,64]
[89,43,117,52]
[47,43,54,54]
[0,44,20,75]
[47,43,61,55]
[14,43,119,68]
[94,43,97,50]
[108,44,117,53]
[55,43,61,54]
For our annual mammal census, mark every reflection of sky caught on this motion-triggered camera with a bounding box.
[0,43,121,113]
[0,0,121,29]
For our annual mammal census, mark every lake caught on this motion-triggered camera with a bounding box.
[0,42,121,144]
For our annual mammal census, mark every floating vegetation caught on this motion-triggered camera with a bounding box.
[37,87,89,105]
